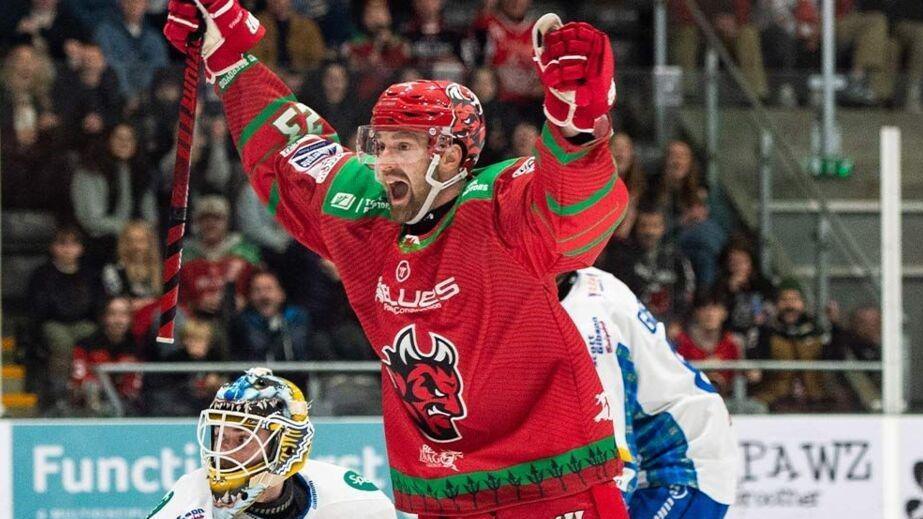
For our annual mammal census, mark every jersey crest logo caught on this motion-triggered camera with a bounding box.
[396,260,410,282]
[382,325,467,442]
[419,444,464,471]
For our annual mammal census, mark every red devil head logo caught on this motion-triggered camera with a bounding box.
[382,325,467,443]
[444,83,485,174]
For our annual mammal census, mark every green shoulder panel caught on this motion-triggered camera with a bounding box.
[460,157,527,203]
[321,156,391,220]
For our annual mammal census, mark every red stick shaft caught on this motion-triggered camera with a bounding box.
[157,40,203,343]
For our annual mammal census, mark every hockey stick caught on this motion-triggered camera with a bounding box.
[157,35,203,344]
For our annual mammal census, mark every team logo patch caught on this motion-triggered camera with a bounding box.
[288,138,342,183]
[343,470,380,491]
[382,325,467,442]
[419,444,464,472]
[396,260,410,282]
[330,192,356,210]
[512,157,535,178]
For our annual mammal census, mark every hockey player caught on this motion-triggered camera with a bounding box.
[147,367,397,518]
[163,1,629,516]
[558,268,737,518]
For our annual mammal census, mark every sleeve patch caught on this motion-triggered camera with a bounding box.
[284,135,343,184]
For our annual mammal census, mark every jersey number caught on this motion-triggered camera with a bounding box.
[273,102,324,140]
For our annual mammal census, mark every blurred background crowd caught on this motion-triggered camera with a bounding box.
[2,0,907,417]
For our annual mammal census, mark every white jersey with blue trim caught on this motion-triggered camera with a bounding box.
[147,459,397,518]
[559,267,738,505]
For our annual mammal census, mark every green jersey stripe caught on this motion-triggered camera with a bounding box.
[390,436,617,496]
[562,208,628,257]
[530,198,627,244]
[538,123,589,165]
[545,172,617,216]
[238,94,297,149]
[267,181,281,216]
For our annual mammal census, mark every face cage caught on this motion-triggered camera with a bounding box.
[197,409,315,480]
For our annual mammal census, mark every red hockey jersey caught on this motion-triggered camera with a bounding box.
[216,57,629,515]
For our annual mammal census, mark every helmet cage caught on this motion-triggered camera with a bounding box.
[198,408,314,478]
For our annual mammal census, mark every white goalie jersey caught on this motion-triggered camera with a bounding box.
[559,267,738,505]
[147,459,397,519]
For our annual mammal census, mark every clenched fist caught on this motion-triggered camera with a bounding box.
[532,14,616,137]
[164,0,264,82]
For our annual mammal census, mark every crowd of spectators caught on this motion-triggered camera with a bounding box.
[0,0,887,416]
[595,131,881,412]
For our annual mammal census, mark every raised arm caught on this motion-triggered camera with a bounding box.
[164,0,360,258]
[496,15,628,275]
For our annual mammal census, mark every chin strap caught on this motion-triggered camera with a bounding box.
[406,155,467,225]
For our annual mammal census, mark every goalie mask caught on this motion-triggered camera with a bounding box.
[196,368,314,518]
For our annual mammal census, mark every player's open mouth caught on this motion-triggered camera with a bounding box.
[388,180,410,204]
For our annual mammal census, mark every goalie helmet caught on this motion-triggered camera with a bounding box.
[196,367,314,518]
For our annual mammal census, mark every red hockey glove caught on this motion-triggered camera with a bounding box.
[532,14,616,137]
[164,0,264,81]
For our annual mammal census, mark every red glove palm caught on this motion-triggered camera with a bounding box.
[164,0,264,81]
[533,14,616,136]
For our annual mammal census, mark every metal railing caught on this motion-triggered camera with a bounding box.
[675,0,884,310]
[94,360,883,417]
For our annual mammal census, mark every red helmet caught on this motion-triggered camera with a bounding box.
[370,80,486,175]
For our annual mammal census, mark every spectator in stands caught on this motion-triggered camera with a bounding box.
[69,296,141,416]
[306,257,376,361]
[468,66,510,165]
[714,240,774,350]
[889,0,923,112]
[101,220,161,310]
[343,0,411,100]
[678,190,728,290]
[471,0,542,108]
[1,43,65,212]
[826,300,881,410]
[53,41,123,151]
[65,0,120,33]
[146,68,182,164]
[650,139,703,233]
[610,132,646,238]
[402,0,466,80]
[72,122,157,267]
[158,115,237,208]
[751,278,837,411]
[230,270,316,361]
[754,0,820,106]
[669,0,770,100]
[252,0,327,73]
[299,61,364,138]
[94,0,168,107]
[6,0,88,60]
[180,195,261,320]
[599,204,696,339]
[508,121,539,158]
[26,225,101,411]
[835,0,891,105]
[827,301,881,362]
[676,290,741,395]
[145,319,228,416]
